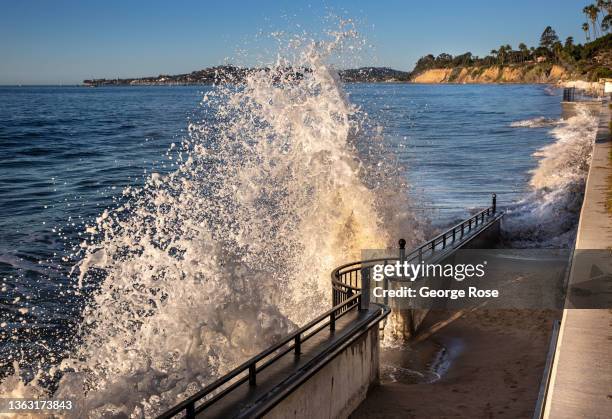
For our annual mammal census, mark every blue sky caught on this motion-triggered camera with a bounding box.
[0,1,592,84]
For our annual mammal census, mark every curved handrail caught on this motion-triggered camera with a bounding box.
[331,195,499,306]
[158,293,362,419]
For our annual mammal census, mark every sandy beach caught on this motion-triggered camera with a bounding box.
[352,308,561,418]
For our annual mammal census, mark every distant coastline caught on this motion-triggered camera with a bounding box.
[82,66,411,87]
[82,33,611,87]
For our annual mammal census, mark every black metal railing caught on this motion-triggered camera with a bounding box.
[158,294,362,418]
[331,194,498,306]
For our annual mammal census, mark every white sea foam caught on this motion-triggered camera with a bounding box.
[503,106,599,247]
[0,23,423,417]
[510,116,559,128]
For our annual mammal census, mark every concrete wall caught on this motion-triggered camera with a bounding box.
[461,216,502,250]
[543,101,612,418]
[266,324,380,419]
[561,101,601,119]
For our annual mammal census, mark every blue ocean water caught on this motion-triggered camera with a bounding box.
[348,83,562,219]
[0,83,562,373]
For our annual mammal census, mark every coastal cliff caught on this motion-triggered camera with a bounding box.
[411,64,569,84]
[411,32,611,84]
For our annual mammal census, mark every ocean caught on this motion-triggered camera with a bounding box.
[0,78,597,415]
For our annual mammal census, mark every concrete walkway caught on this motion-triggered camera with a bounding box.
[544,101,612,418]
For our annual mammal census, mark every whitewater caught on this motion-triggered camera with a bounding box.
[0,26,423,417]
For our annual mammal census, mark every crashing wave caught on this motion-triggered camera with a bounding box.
[0,23,422,418]
[503,106,598,247]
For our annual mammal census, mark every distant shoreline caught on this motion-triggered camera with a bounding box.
[82,66,412,87]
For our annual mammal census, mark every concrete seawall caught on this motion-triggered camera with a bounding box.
[266,323,380,419]
[543,101,612,418]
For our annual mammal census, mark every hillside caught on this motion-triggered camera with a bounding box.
[411,33,612,84]
[82,66,410,86]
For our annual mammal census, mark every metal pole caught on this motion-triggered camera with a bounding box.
[294,334,301,356]
[492,193,497,214]
[186,403,195,419]
[360,266,370,311]
[249,364,256,386]
[399,238,406,263]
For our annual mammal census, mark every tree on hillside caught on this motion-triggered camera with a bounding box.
[563,37,575,60]
[452,52,473,66]
[540,26,560,50]
[435,53,453,67]
[584,4,600,38]
[603,14,612,32]
[497,45,508,64]
[518,43,530,61]
[597,0,612,33]
[582,22,591,41]
[552,41,564,62]
[598,0,612,13]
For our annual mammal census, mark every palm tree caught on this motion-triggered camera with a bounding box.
[582,22,591,41]
[603,14,612,33]
[497,45,508,65]
[597,0,612,16]
[598,1,612,33]
[584,4,600,38]
[518,43,529,62]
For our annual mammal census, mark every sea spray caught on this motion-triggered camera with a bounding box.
[510,116,559,128]
[0,24,422,417]
[504,105,599,247]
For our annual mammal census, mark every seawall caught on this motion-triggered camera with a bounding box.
[265,322,380,419]
[543,101,612,418]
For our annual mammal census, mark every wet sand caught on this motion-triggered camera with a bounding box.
[351,309,561,419]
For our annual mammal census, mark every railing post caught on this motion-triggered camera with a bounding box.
[442,234,446,248]
[461,223,464,237]
[492,193,497,214]
[360,266,370,311]
[418,246,423,262]
[399,238,406,263]
[249,364,256,387]
[330,310,336,332]
[452,228,456,242]
[186,403,195,419]
[294,334,301,356]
